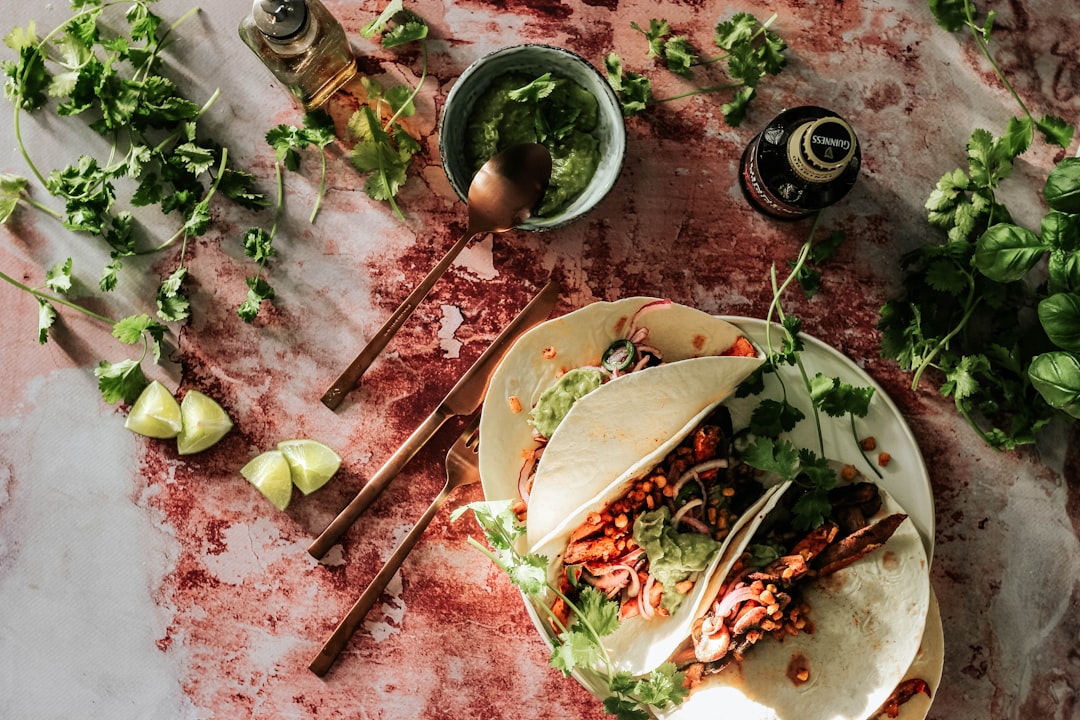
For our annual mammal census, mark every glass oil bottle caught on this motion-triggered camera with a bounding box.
[239,0,357,110]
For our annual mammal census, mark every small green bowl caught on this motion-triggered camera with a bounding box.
[439,44,627,231]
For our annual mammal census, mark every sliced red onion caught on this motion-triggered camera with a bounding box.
[517,451,538,505]
[672,497,704,528]
[639,575,657,620]
[715,584,759,619]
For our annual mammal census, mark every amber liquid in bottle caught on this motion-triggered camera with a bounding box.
[239,0,357,110]
[739,106,861,220]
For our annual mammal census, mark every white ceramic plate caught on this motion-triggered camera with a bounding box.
[502,315,940,719]
[718,317,935,562]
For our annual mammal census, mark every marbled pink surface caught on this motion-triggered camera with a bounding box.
[1,1,1078,718]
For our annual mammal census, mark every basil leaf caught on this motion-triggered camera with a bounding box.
[1049,249,1080,294]
[1040,210,1080,252]
[973,223,1048,282]
[1038,293,1080,352]
[1044,157,1080,213]
[1028,351,1080,419]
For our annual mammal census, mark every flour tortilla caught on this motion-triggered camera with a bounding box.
[659,485,930,720]
[478,297,764,549]
[531,473,789,678]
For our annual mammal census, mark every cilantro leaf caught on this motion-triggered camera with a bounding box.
[749,398,804,436]
[741,436,800,480]
[630,19,671,58]
[575,585,621,637]
[238,276,275,323]
[1036,114,1075,149]
[44,257,73,293]
[603,53,651,117]
[809,373,875,418]
[662,35,696,78]
[94,358,148,405]
[156,265,190,322]
[37,299,57,344]
[508,73,557,103]
[382,10,428,48]
[0,173,29,222]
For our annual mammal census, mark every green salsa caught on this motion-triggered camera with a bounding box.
[529,366,605,438]
[465,72,601,217]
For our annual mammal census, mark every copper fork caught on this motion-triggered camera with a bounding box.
[309,415,482,677]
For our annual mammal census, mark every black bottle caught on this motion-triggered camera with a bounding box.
[739,106,861,220]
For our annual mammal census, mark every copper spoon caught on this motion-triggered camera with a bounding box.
[320,143,553,410]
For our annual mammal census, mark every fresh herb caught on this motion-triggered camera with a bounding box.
[349,2,428,219]
[0,261,166,404]
[877,0,1079,449]
[2,0,266,305]
[0,172,62,223]
[234,111,337,322]
[266,109,337,223]
[604,12,786,125]
[451,500,689,720]
[929,0,1073,149]
[733,214,881,526]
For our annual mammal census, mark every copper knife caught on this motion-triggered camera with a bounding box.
[307,279,559,559]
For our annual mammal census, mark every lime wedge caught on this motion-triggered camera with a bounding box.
[277,439,342,495]
[125,380,183,439]
[176,390,234,455]
[240,450,293,511]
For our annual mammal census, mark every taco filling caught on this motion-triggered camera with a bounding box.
[672,480,909,690]
[514,303,757,523]
[549,407,768,629]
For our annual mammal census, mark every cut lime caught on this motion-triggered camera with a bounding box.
[240,450,293,511]
[125,380,183,439]
[277,439,342,495]
[176,390,234,455]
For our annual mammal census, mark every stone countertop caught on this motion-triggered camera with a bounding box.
[1,0,1077,718]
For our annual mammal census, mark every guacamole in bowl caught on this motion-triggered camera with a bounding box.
[439,44,626,231]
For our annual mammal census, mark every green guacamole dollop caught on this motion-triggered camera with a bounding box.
[634,506,721,612]
[529,366,606,439]
[465,72,601,217]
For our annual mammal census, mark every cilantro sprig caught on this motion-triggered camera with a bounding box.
[451,501,688,720]
[878,0,1079,449]
[2,0,267,297]
[604,12,787,125]
[349,2,428,219]
[0,260,166,404]
[234,111,338,323]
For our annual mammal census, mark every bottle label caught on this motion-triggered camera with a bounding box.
[741,136,810,219]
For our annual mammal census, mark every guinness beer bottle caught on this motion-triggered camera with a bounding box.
[739,106,861,220]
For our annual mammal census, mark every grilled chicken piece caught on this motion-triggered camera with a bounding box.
[563,536,619,565]
[815,513,907,577]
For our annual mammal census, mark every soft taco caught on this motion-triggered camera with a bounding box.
[661,475,930,720]
[478,297,764,548]
[530,405,788,677]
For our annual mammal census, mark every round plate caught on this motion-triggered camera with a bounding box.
[719,317,935,561]
[501,315,940,719]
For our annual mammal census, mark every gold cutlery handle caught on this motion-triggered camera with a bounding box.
[308,484,451,677]
[320,230,479,410]
[307,410,448,559]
